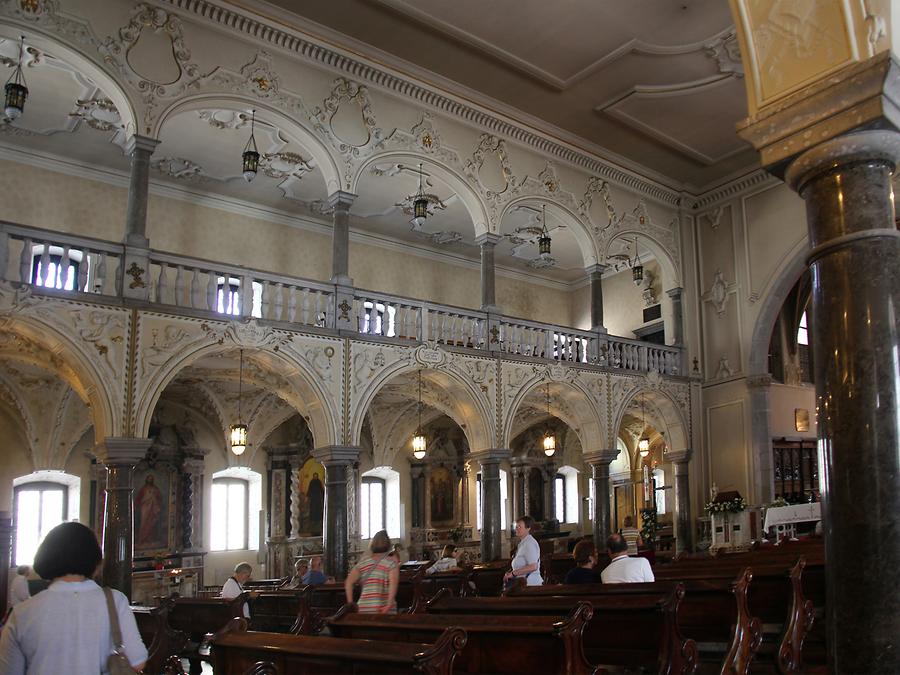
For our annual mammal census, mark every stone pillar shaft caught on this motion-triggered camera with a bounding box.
[784,131,900,672]
[424,465,433,529]
[476,234,502,312]
[587,264,607,332]
[328,191,356,285]
[124,136,159,247]
[312,446,360,580]
[473,449,509,562]
[666,287,684,346]
[586,450,618,547]
[0,512,11,620]
[668,449,693,554]
[96,438,151,600]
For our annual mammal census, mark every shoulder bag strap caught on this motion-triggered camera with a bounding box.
[103,587,125,652]
[358,553,386,588]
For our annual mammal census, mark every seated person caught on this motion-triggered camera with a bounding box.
[284,559,309,589]
[620,515,643,555]
[564,540,598,584]
[9,566,31,609]
[426,545,462,575]
[221,562,256,617]
[302,555,327,585]
[600,533,655,584]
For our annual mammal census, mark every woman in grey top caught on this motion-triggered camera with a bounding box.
[504,515,543,586]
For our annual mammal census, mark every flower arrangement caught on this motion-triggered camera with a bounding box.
[769,497,789,508]
[704,496,747,514]
[640,507,658,545]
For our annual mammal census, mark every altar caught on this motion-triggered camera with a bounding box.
[763,502,821,538]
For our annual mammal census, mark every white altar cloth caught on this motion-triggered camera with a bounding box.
[763,502,821,531]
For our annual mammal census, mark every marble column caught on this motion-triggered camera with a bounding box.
[585,450,618,547]
[475,233,502,313]
[586,264,608,332]
[667,449,693,553]
[121,135,159,301]
[472,449,509,562]
[0,511,11,620]
[544,463,558,523]
[666,287,684,346]
[510,464,524,519]
[423,464,433,529]
[328,191,356,285]
[95,437,152,599]
[461,461,471,526]
[781,130,900,671]
[410,464,424,529]
[181,456,205,551]
[289,458,302,539]
[312,445,361,580]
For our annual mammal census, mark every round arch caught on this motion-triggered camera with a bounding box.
[0,316,119,441]
[503,376,604,454]
[133,342,340,449]
[352,151,491,237]
[152,94,342,194]
[350,363,494,453]
[604,228,679,289]
[0,22,138,136]
[611,385,689,456]
[498,196,599,268]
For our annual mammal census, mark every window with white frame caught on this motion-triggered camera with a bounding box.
[554,466,580,524]
[210,468,261,552]
[476,470,508,531]
[12,472,80,567]
[653,468,666,515]
[31,246,85,291]
[360,476,385,540]
[216,277,263,318]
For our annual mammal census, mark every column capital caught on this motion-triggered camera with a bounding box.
[746,373,773,389]
[667,448,693,465]
[94,437,151,467]
[125,134,160,156]
[470,448,510,466]
[584,449,619,466]
[474,233,503,247]
[666,286,684,299]
[312,445,361,466]
[326,190,357,211]
[585,263,610,277]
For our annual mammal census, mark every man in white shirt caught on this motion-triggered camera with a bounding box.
[9,566,30,608]
[221,562,254,618]
[600,533,655,584]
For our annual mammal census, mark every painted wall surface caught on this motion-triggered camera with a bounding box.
[770,384,817,439]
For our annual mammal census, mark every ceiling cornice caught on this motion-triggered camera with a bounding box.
[688,168,780,210]
[161,0,684,205]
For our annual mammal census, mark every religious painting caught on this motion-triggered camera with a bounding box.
[133,466,175,555]
[430,466,454,524]
[298,458,325,536]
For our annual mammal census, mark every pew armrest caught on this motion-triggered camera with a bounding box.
[411,626,468,675]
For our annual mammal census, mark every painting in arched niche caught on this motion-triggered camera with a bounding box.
[430,465,453,523]
[299,457,325,536]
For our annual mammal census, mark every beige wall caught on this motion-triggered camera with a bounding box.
[770,384,817,439]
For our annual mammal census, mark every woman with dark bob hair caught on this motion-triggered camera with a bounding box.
[0,522,148,673]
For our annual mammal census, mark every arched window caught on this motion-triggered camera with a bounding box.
[361,466,401,540]
[210,468,261,551]
[12,472,81,566]
[555,466,580,524]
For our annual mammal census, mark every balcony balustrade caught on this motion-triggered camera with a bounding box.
[0,221,683,376]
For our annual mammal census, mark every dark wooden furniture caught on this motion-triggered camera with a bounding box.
[132,599,188,675]
[167,594,249,674]
[210,627,467,674]
[328,601,597,674]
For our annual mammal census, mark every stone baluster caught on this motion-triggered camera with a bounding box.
[667,449,693,553]
[472,449,509,562]
[95,437,152,599]
[311,446,361,579]
[585,450,619,548]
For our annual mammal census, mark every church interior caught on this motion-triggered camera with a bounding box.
[0,0,897,673]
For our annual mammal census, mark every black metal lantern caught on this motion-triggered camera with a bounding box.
[411,163,428,227]
[538,204,551,258]
[230,349,249,456]
[631,237,644,286]
[542,383,556,457]
[241,109,259,182]
[412,369,427,460]
[4,36,28,121]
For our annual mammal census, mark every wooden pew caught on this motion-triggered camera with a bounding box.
[328,601,597,674]
[167,594,249,674]
[132,599,188,675]
[466,561,509,596]
[416,568,474,606]
[210,625,467,674]
[249,586,321,635]
[427,585,698,675]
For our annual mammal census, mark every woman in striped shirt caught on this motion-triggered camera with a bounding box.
[345,530,399,613]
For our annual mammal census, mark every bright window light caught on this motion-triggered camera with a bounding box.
[15,485,65,566]
[797,311,809,346]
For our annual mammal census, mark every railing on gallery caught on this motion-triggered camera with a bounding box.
[0,221,683,376]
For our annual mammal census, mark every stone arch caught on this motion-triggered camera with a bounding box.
[133,340,339,450]
[152,94,342,194]
[604,227,679,289]
[352,151,491,237]
[351,362,494,454]
[498,196,599,268]
[0,22,138,137]
[503,376,604,454]
[611,385,689,458]
[0,315,119,441]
